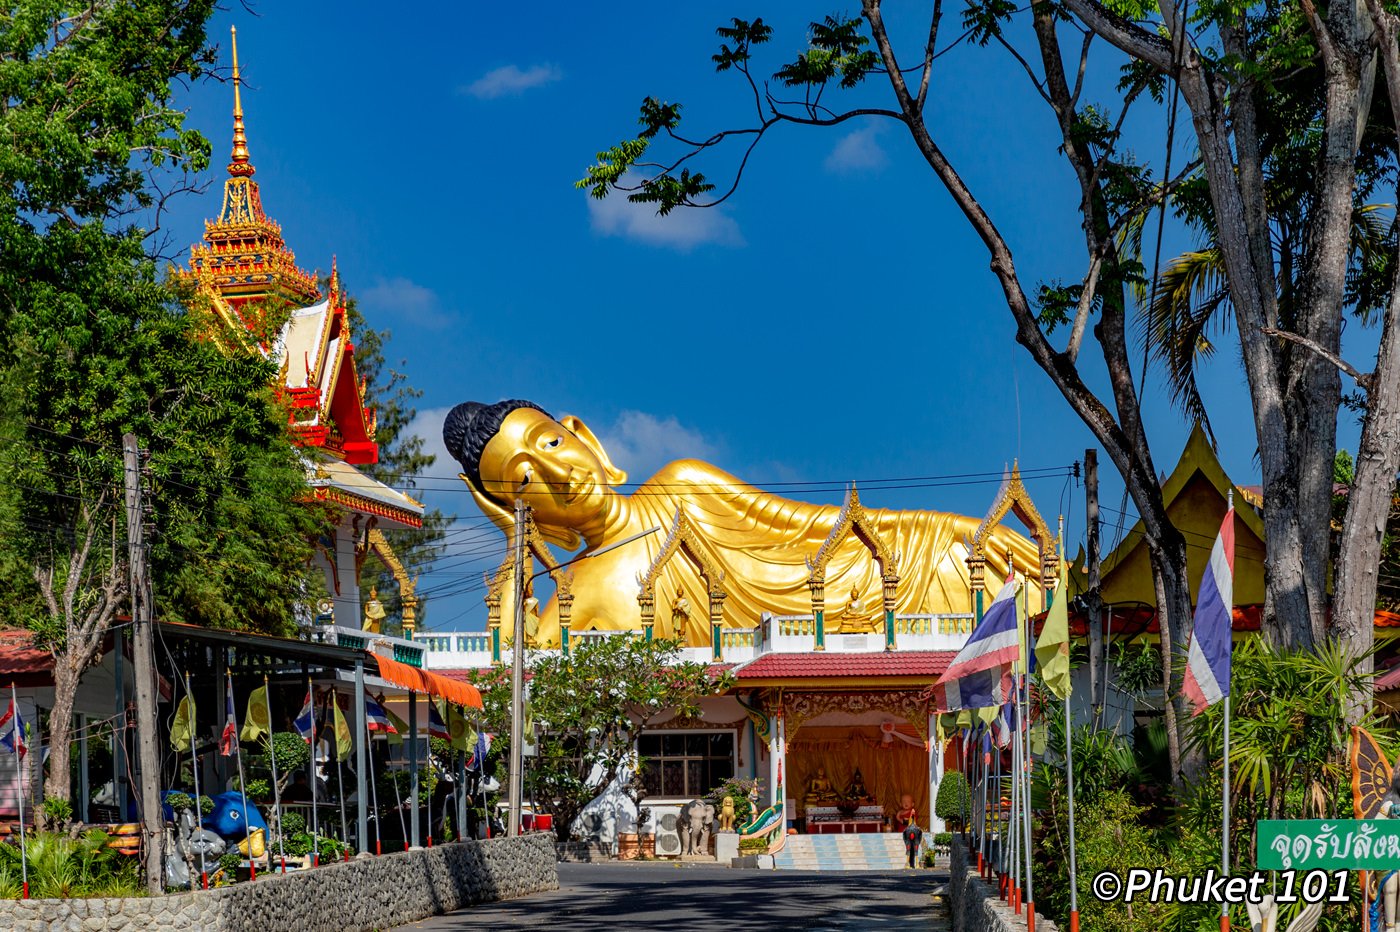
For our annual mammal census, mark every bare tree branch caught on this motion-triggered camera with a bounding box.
[1262,327,1373,390]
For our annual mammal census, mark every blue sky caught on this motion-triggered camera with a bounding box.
[161,3,1369,632]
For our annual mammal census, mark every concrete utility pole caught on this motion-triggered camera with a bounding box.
[1084,449,1102,715]
[124,434,164,894]
[507,496,528,837]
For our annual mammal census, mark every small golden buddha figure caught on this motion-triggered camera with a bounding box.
[362,588,386,634]
[840,587,880,634]
[805,767,838,809]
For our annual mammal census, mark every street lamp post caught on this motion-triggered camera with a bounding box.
[505,500,661,836]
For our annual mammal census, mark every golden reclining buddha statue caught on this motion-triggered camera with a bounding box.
[443,400,1042,647]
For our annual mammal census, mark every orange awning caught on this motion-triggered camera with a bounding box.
[373,654,483,709]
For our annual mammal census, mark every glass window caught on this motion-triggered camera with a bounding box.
[638,731,735,799]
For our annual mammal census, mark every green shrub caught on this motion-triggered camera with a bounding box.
[165,792,192,812]
[41,796,74,825]
[705,775,762,827]
[932,831,953,847]
[279,812,306,836]
[0,830,142,898]
[738,836,768,853]
[934,771,972,829]
[240,778,270,801]
[198,795,214,816]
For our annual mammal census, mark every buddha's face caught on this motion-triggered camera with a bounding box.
[480,407,614,529]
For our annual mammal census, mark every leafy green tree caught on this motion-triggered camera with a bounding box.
[0,1,328,806]
[580,0,1400,739]
[934,770,971,831]
[467,635,734,840]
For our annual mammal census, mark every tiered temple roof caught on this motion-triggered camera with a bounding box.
[181,28,418,530]
[182,27,381,469]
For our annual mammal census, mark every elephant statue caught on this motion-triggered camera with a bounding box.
[677,799,716,856]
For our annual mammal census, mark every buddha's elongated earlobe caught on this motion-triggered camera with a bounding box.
[466,476,582,550]
[560,415,628,486]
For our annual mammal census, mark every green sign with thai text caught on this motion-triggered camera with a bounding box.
[1257,820,1400,870]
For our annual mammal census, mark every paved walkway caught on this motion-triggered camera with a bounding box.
[394,861,950,931]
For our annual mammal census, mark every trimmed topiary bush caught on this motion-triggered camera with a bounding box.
[934,771,972,830]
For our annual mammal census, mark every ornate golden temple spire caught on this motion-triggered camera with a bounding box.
[228,26,254,177]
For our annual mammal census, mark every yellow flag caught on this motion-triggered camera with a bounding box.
[976,705,999,727]
[332,698,353,760]
[240,685,269,742]
[1035,556,1072,701]
[447,704,471,751]
[386,705,408,745]
[170,696,194,752]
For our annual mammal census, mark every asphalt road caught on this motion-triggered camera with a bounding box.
[393,861,951,932]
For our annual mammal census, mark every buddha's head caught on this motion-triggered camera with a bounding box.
[444,399,628,547]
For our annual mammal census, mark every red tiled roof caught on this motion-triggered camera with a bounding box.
[734,651,956,680]
[1060,605,1400,637]
[0,630,53,686]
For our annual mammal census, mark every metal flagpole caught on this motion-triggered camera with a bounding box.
[364,704,382,855]
[11,684,28,900]
[1021,670,1036,932]
[225,669,256,882]
[308,678,319,867]
[184,673,205,890]
[391,749,408,850]
[426,744,434,848]
[1013,696,1024,906]
[979,727,990,878]
[1222,489,1233,932]
[331,692,349,862]
[1065,689,1080,932]
[262,675,284,873]
[1222,692,1231,932]
[993,728,1004,896]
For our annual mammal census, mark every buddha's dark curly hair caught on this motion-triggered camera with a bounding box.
[442,399,549,497]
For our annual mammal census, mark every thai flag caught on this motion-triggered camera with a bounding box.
[294,687,315,742]
[0,700,25,759]
[935,664,1011,713]
[366,699,397,734]
[1182,508,1235,716]
[940,578,1022,681]
[994,704,1012,749]
[468,731,492,771]
[220,678,239,757]
[427,702,450,741]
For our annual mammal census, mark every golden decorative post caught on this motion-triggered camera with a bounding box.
[636,509,727,649]
[806,484,898,651]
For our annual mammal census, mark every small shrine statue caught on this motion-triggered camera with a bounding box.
[805,767,838,809]
[670,592,691,637]
[718,795,737,833]
[523,594,541,643]
[1373,771,1400,932]
[362,588,386,633]
[840,586,879,634]
[894,793,918,832]
[1353,727,1400,932]
[845,768,871,802]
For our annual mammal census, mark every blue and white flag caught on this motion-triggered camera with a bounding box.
[935,665,1011,713]
[940,578,1022,681]
[0,699,25,759]
[1183,508,1235,716]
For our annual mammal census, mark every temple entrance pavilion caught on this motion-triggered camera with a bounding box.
[732,650,954,834]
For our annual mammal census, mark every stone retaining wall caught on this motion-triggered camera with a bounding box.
[949,837,1059,932]
[0,832,557,932]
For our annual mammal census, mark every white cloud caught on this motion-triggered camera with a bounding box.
[824,126,888,174]
[585,192,744,252]
[597,411,721,483]
[358,277,453,330]
[462,64,563,99]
